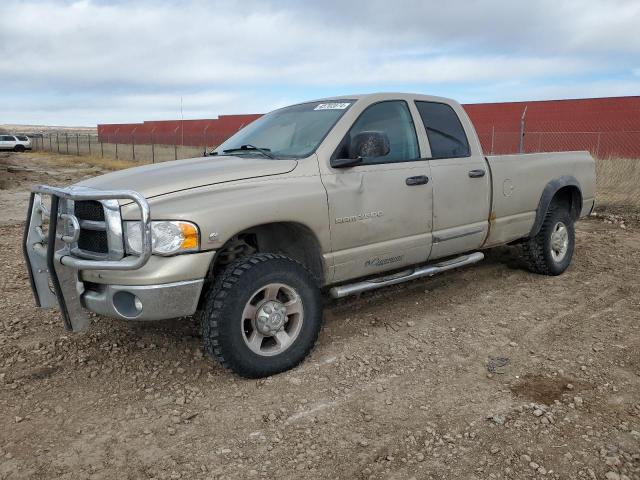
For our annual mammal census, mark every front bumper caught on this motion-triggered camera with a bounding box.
[24,185,214,329]
[83,279,204,321]
[81,250,215,285]
[23,185,154,331]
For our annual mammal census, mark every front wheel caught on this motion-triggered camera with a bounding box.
[14,145,25,152]
[522,203,575,275]
[202,253,322,378]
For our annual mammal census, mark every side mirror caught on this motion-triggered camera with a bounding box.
[331,131,390,168]
[351,131,390,158]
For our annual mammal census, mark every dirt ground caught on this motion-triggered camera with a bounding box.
[1,152,639,480]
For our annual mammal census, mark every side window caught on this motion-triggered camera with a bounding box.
[335,101,419,164]
[415,101,470,159]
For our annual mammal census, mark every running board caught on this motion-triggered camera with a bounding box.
[329,252,484,299]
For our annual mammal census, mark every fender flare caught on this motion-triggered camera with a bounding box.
[529,175,582,238]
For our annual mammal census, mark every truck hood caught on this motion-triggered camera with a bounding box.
[76,156,298,199]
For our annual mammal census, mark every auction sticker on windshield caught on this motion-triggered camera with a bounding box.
[314,103,351,110]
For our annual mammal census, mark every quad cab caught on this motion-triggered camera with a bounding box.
[24,93,596,377]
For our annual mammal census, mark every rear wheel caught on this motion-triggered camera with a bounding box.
[201,253,322,378]
[522,203,575,275]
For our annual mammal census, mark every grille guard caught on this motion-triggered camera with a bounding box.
[23,185,151,331]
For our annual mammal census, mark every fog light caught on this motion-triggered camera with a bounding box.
[112,291,143,318]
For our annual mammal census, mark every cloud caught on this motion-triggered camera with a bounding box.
[1,0,638,125]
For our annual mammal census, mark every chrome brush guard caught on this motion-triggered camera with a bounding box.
[23,185,152,331]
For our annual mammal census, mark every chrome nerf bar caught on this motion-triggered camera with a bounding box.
[23,185,152,331]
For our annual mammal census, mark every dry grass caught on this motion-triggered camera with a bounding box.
[595,157,640,216]
[28,151,146,171]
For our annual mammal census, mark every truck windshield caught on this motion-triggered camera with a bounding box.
[214,100,354,159]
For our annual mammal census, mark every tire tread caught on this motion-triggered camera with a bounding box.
[201,253,320,377]
[522,202,574,275]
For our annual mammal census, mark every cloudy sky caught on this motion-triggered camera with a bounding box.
[1,0,639,126]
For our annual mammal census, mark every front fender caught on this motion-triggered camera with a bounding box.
[120,168,331,259]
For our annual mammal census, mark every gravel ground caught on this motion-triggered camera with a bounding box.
[1,152,639,480]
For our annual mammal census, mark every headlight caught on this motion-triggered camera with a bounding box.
[124,220,199,256]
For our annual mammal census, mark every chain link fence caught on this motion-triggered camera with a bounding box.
[30,128,640,162]
[477,130,640,159]
[27,129,640,216]
[30,133,206,163]
[594,157,640,218]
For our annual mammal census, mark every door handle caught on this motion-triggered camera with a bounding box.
[406,175,429,186]
[468,169,486,178]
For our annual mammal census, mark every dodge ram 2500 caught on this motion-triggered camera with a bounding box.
[24,93,596,377]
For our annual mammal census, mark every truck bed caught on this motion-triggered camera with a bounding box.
[483,151,596,247]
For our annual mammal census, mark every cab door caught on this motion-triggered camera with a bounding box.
[320,100,433,283]
[414,101,491,260]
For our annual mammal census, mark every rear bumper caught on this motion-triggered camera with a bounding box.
[83,279,204,320]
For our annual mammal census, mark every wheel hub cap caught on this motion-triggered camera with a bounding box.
[255,300,287,336]
[241,282,304,357]
[550,222,569,261]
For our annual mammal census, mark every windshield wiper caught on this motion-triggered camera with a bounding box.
[222,144,274,159]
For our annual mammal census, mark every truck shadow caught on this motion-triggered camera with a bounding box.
[107,244,530,371]
[325,245,527,311]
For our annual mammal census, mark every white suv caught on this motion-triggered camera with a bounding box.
[0,135,32,152]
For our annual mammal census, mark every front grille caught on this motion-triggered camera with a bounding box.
[74,200,105,222]
[74,200,109,254]
[78,229,109,253]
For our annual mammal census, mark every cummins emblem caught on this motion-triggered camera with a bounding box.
[335,211,383,224]
[365,255,403,268]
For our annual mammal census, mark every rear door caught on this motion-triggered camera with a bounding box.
[414,101,491,259]
[321,100,433,282]
[0,136,14,150]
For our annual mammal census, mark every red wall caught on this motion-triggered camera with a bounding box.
[98,96,640,158]
[98,114,262,147]
[464,96,640,158]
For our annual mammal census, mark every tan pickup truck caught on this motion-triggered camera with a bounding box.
[24,93,596,377]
